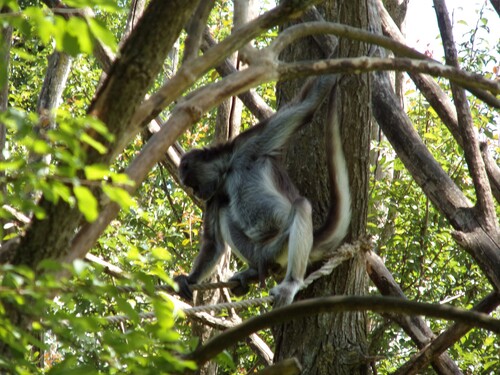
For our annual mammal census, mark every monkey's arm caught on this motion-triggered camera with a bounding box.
[237,76,337,158]
[174,202,226,302]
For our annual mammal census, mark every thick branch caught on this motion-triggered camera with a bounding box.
[365,250,462,375]
[433,0,497,231]
[279,57,500,95]
[372,71,500,290]
[187,296,500,367]
[201,30,274,121]
[131,0,325,130]
[378,0,500,202]
[395,292,500,375]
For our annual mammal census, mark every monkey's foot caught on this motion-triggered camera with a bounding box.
[269,279,303,307]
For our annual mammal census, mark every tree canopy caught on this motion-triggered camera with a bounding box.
[0,0,499,374]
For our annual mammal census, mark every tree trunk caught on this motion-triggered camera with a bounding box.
[274,1,371,374]
[0,10,12,239]
[0,0,201,357]
[8,0,201,268]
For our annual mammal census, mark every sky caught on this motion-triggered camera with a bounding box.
[406,0,499,64]
[405,0,499,142]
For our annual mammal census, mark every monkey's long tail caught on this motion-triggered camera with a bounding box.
[310,83,351,261]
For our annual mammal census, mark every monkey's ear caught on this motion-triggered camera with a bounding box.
[174,274,193,302]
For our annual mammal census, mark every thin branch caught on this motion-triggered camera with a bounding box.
[480,142,500,202]
[183,0,217,63]
[394,292,500,375]
[186,295,500,367]
[365,250,461,375]
[84,253,124,278]
[372,71,500,290]
[377,0,459,136]
[378,0,500,203]
[300,7,338,54]
[433,0,498,231]
[131,0,325,129]
[269,21,429,60]
[201,30,274,121]
[279,57,500,95]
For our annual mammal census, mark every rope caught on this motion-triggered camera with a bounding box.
[113,280,240,294]
[104,241,361,323]
[181,241,360,315]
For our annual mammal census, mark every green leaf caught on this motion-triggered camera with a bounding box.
[52,181,73,203]
[87,18,117,52]
[31,139,51,154]
[24,6,55,44]
[80,133,107,154]
[67,17,94,55]
[84,164,110,180]
[73,186,98,222]
[0,159,25,171]
[151,247,171,261]
[102,184,135,211]
[110,172,134,186]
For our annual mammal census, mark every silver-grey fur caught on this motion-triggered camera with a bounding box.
[175,76,351,307]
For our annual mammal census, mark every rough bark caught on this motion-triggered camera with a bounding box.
[365,250,463,374]
[0,0,201,357]
[0,8,12,243]
[372,71,500,291]
[0,16,12,156]
[274,1,370,374]
[9,0,201,268]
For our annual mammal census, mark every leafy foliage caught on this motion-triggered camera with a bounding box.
[368,11,500,371]
[0,0,499,373]
[0,259,195,374]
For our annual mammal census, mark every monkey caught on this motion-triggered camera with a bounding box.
[174,75,351,307]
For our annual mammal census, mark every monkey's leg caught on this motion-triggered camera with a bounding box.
[270,197,313,307]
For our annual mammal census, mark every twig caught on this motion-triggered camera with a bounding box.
[394,292,500,375]
[279,57,500,95]
[433,0,498,231]
[365,250,461,374]
[186,295,500,367]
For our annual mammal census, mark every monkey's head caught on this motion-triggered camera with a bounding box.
[179,148,227,201]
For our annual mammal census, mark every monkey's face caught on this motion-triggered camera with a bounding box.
[179,150,220,201]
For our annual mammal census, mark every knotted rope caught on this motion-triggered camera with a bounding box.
[105,241,361,323]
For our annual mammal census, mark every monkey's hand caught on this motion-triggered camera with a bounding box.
[270,279,303,307]
[228,268,260,296]
[174,274,194,302]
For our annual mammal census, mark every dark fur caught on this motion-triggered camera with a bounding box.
[175,76,351,307]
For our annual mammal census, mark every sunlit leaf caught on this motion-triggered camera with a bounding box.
[87,18,117,52]
[80,133,107,154]
[151,247,171,261]
[84,164,110,180]
[73,185,98,222]
[102,184,135,211]
[67,17,94,54]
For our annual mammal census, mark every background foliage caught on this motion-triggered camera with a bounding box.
[0,0,498,374]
